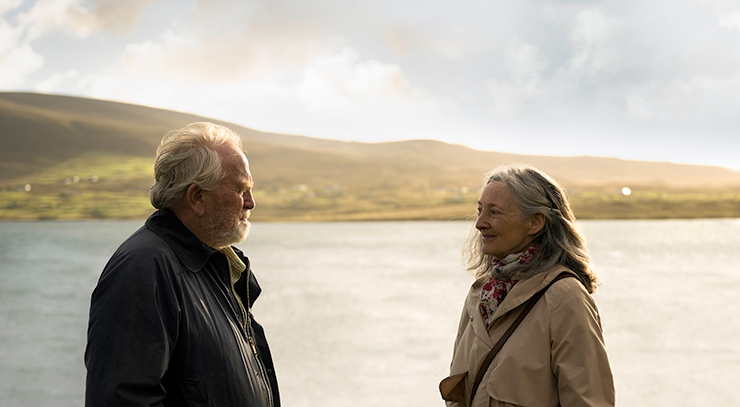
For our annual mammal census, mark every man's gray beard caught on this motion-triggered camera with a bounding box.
[202,211,251,249]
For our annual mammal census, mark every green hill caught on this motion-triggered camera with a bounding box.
[1,92,739,221]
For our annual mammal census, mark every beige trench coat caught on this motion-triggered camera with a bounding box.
[440,266,615,407]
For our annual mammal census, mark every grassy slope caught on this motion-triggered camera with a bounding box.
[1,92,739,221]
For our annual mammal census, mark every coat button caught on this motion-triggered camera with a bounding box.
[470,315,474,322]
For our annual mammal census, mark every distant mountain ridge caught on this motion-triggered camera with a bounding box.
[1,92,739,221]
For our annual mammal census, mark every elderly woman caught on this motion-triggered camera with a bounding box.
[440,165,615,407]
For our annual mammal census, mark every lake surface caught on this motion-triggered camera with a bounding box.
[1,219,739,406]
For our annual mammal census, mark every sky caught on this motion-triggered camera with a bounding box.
[2,0,740,170]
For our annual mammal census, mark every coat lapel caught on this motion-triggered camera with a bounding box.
[487,266,572,331]
[466,287,494,348]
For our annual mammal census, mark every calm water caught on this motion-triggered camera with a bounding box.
[0,219,739,406]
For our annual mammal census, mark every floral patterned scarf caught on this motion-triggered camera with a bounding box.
[479,244,537,326]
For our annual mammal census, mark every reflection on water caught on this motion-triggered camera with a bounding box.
[0,219,738,406]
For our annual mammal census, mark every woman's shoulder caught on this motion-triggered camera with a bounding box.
[542,268,601,323]
[541,266,587,291]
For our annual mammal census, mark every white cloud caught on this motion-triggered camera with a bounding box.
[704,0,740,28]
[57,0,447,141]
[34,69,78,93]
[381,20,482,60]
[623,94,654,120]
[295,48,411,111]
[480,1,740,130]
[0,0,24,14]
[72,40,451,144]
[485,37,549,116]
[0,0,155,90]
[568,8,627,75]
[114,4,330,83]
[0,43,43,88]
[17,0,156,40]
[0,18,43,87]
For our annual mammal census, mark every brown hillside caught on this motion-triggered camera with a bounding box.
[1,92,739,220]
[3,92,740,191]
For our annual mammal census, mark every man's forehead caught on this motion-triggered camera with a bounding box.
[219,145,247,166]
[216,144,247,161]
[243,175,254,187]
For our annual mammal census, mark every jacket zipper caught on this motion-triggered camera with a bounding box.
[242,269,274,407]
[221,257,274,407]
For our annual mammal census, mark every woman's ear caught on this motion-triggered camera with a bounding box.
[184,183,207,217]
[528,213,546,236]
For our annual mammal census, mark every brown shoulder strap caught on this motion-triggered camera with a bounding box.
[468,272,573,406]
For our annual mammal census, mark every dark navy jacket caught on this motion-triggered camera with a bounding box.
[85,209,280,406]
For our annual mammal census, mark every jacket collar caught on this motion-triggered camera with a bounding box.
[489,266,572,322]
[467,266,575,347]
[231,246,262,307]
[145,209,219,273]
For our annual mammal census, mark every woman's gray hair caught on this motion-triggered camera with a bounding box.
[149,122,243,210]
[465,164,598,293]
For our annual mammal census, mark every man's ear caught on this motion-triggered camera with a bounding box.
[183,183,207,217]
[528,213,546,236]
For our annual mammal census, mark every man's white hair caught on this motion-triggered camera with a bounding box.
[149,122,243,210]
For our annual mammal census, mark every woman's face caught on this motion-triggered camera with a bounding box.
[475,181,540,259]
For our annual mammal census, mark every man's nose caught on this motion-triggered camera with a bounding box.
[243,192,255,210]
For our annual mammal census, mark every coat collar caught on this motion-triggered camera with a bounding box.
[466,266,576,347]
[145,209,263,305]
[145,209,219,273]
[489,266,572,322]
[231,246,262,308]
[466,285,494,347]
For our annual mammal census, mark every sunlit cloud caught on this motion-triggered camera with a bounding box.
[0,0,25,14]
[17,0,155,40]
[33,68,77,93]
[485,37,549,117]
[295,48,411,110]
[0,17,43,87]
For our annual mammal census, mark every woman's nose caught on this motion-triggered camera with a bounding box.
[475,214,486,230]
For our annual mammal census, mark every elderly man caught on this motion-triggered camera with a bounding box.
[85,122,279,406]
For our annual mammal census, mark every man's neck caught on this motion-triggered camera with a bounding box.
[169,206,223,249]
